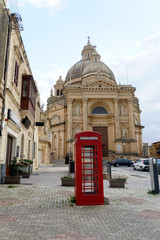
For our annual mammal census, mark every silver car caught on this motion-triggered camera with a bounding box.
[133,159,149,171]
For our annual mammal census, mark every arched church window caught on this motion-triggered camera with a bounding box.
[92,107,107,114]
[57,89,59,96]
[60,90,63,95]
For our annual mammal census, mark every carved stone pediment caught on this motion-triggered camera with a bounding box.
[83,80,117,89]
[47,103,64,114]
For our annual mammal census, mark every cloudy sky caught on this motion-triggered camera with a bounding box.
[8,0,160,144]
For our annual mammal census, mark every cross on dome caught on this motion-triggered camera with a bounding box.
[87,36,91,45]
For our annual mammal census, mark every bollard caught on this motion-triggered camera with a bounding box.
[107,164,112,179]
[149,158,159,194]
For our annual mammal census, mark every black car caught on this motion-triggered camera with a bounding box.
[111,158,133,167]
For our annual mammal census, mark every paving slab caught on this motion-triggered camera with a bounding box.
[0,161,160,240]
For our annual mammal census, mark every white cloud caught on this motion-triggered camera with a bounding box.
[33,65,67,110]
[136,33,160,51]
[108,33,160,144]
[19,0,67,9]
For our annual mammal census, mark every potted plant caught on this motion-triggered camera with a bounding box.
[18,166,30,178]
[109,175,127,188]
[61,176,75,186]
[19,159,33,178]
[5,157,21,184]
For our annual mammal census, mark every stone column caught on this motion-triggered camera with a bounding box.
[139,132,143,155]
[61,130,64,159]
[114,98,120,139]
[83,98,88,131]
[108,123,115,150]
[128,99,135,139]
[67,98,73,142]
[57,131,60,159]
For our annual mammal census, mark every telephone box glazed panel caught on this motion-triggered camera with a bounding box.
[74,131,104,206]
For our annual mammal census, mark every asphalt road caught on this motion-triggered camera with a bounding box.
[104,165,160,190]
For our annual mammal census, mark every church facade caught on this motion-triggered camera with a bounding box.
[42,39,143,162]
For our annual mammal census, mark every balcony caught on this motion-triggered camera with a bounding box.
[21,75,37,118]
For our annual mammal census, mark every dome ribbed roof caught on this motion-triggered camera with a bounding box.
[82,61,115,81]
[65,60,90,83]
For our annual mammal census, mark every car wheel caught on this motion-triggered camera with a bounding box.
[140,166,143,171]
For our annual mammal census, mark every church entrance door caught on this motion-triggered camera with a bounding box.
[93,127,108,157]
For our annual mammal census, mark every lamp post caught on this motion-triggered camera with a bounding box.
[123,143,125,156]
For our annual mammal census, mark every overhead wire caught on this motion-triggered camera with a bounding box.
[8,0,20,14]
[15,0,20,13]
[7,0,24,31]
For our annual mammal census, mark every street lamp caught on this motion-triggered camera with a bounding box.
[123,143,125,156]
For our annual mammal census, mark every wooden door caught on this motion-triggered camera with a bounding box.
[6,135,13,176]
[93,127,108,157]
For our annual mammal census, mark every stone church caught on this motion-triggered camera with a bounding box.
[40,39,143,162]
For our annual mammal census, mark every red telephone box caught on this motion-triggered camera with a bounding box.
[74,131,104,206]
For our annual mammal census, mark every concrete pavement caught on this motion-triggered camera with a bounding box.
[0,160,160,240]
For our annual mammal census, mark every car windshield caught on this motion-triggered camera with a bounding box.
[136,159,141,163]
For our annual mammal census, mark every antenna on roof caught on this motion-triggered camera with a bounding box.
[8,0,24,31]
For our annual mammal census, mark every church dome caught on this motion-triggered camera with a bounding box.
[64,39,116,85]
[65,59,90,83]
[82,61,115,81]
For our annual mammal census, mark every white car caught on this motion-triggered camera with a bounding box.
[133,159,149,171]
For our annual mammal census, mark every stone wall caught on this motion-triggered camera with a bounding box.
[0,3,9,93]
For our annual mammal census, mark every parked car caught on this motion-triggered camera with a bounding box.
[111,158,133,167]
[133,159,149,171]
